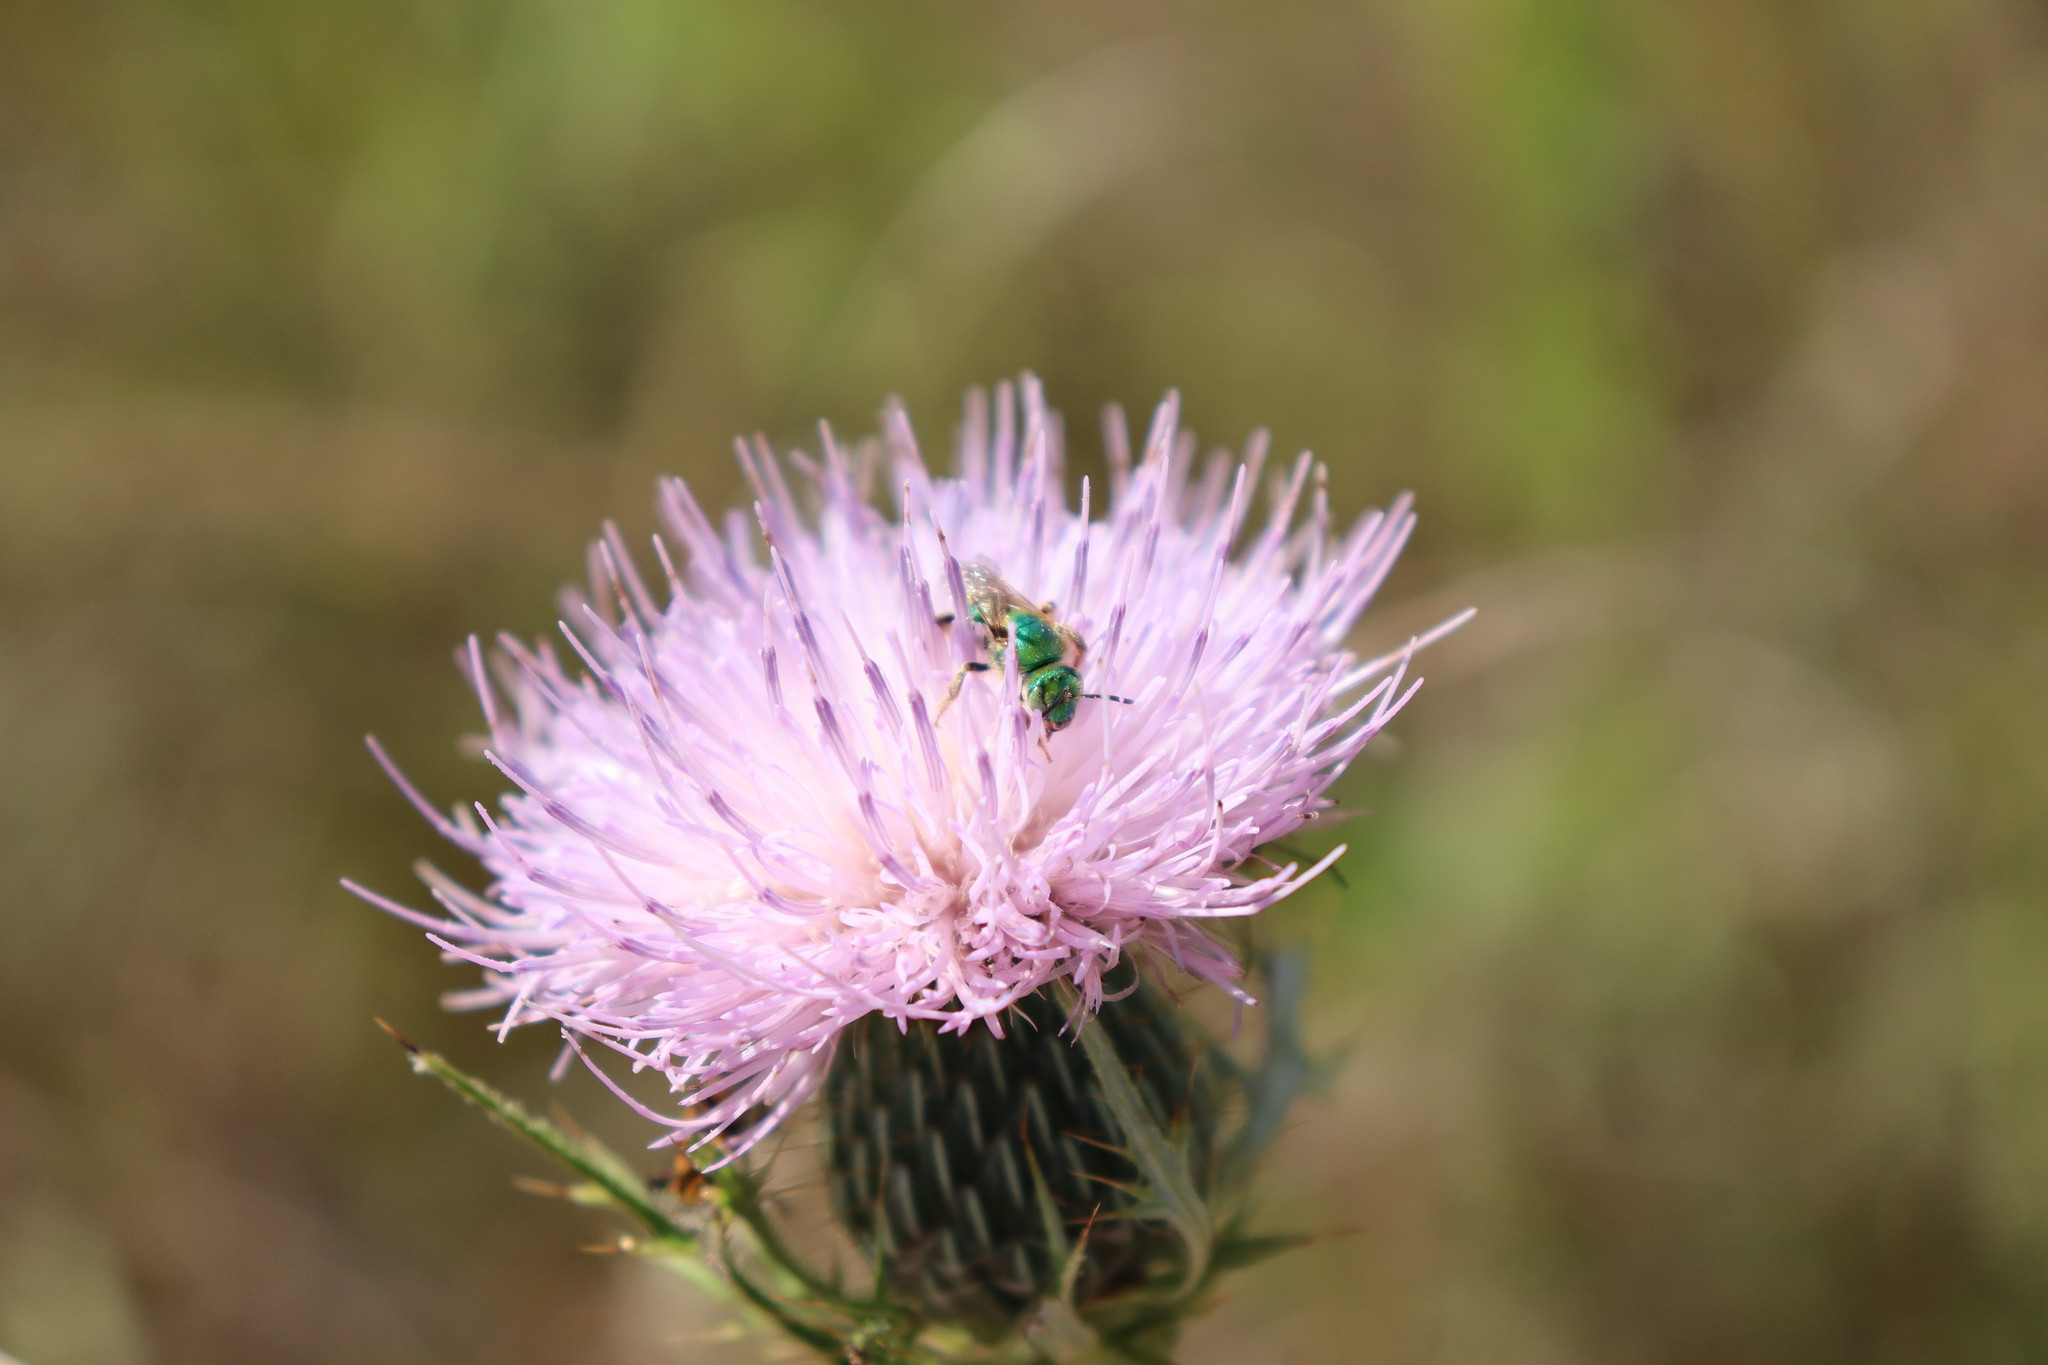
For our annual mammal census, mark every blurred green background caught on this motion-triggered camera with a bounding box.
[5,0,2048,1361]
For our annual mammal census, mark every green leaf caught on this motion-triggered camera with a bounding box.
[714,1162,849,1307]
[1221,947,1319,1187]
[722,1256,848,1356]
[1061,992,1213,1297]
[1208,1231,1311,1274]
[626,1234,734,1298]
[378,1021,693,1248]
[381,1024,928,1361]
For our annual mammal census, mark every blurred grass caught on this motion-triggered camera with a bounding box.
[4,0,2048,1362]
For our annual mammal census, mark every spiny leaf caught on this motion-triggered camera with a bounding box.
[1063,994,1212,1296]
[620,1235,732,1299]
[722,1256,847,1356]
[1221,948,1319,1186]
[1208,1231,1312,1274]
[512,1174,632,1211]
[377,1020,692,1248]
[1023,1298,1101,1364]
[383,1025,947,1362]
[716,1163,848,1306]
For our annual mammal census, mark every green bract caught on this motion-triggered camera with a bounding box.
[387,951,1321,1365]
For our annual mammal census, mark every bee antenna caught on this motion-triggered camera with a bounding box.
[1084,693,1137,705]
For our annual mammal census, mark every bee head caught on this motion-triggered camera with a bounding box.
[1025,664,1082,731]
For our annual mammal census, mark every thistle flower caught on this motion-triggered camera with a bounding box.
[351,378,1444,1164]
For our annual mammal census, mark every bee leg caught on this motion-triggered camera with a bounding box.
[934,612,955,626]
[934,660,990,721]
[949,660,991,699]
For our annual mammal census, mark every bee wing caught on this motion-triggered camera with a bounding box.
[959,558,1033,623]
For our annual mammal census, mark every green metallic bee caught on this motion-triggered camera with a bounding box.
[939,559,1129,732]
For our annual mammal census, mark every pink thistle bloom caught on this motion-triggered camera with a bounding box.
[351,380,1455,1160]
